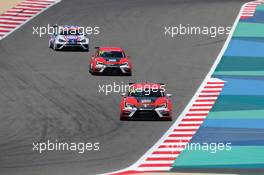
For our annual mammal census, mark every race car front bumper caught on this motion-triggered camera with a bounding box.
[120,106,171,120]
[94,64,131,75]
[55,41,89,50]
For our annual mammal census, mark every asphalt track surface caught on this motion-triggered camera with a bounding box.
[0,0,249,175]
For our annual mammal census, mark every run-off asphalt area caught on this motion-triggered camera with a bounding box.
[0,0,248,175]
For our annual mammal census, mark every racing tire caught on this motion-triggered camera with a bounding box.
[84,45,89,52]
[89,63,94,75]
[124,71,132,76]
[162,117,172,121]
[120,116,127,121]
[53,43,58,51]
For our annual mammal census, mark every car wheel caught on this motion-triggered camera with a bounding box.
[89,63,94,74]
[86,45,89,52]
[120,115,126,121]
[83,45,89,52]
[125,71,132,76]
[53,43,57,51]
[166,117,172,121]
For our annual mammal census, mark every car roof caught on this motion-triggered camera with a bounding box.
[129,83,164,89]
[99,47,123,52]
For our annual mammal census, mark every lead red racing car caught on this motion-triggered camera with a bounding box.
[120,83,173,121]
[89,47,132,75]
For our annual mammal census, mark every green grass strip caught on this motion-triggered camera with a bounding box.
[233,23,264,37]
[207,110,264,119]
[173,146,264,168]
[213,71,264,76]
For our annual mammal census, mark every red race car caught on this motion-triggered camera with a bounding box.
[89,47,132,75]
[120,83,173,121]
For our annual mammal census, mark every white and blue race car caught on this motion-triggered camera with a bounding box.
[49,25,89,51]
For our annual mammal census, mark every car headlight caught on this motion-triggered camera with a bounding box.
[58,39,65,42]
[125,103,136,108]
[156,103,167,109]
[121,62,129,66]
[96,61,104,65]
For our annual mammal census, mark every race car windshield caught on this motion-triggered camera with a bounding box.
[99,51,124,58]
[128,89,164,97]
[60,29,82,35]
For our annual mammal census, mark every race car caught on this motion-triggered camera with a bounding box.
[89,47,132,75]
[49,25,89,51]
[120,83,173,121]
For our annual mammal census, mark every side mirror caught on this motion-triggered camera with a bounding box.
[166,94,172,97]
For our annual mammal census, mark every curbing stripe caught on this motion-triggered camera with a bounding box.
[0,0,61,40]
[240,0,264,19]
